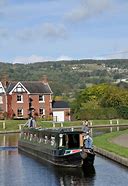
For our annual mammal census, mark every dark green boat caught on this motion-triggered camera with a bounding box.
[18,127,95,167]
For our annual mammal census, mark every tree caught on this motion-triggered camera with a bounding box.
[71,83,128,119]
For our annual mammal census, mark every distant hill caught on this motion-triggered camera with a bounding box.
[0,59,128,96]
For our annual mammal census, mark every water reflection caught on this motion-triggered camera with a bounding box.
[18,149,96,186]
[0,133,19,147]
[49,165,96,186]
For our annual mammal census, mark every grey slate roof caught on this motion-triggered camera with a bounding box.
[52,101,69,109]
[6,82,16,93]
[6,81,52,94]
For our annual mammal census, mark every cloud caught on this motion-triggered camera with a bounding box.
[65,0,112,22]
[106,50,128,59]
[93,50,128,60]
[12,55,53,64]
[56,55,73,61]
[12,54,73,64]
[0,27,8,38]
[16,23,67,42]
[40,23,67,39]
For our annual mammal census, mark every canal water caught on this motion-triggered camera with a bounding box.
[0,133,128,186]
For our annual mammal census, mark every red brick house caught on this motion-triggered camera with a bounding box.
[0,80,53,119]
[0,80,71,121]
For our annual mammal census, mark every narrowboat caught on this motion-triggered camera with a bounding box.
[18,127,95,167]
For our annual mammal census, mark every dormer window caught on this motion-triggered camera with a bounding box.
[14,84,25,93]
[39,95,44,102]
[17,95,23,102]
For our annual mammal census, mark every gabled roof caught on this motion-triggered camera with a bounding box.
[0,82,6,93]
[52,101,69,109]
[6,82,18,93]
[7,82,30,94]
[6,81,53,94]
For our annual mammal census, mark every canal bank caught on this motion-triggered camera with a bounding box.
[0,130,20,134]
[94,133,128,168]
[94,146,128,168]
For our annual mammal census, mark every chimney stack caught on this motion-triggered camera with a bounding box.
[1,73,9,88]
[42,75,48,84]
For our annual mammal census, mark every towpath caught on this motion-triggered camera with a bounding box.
[111,134,128,148]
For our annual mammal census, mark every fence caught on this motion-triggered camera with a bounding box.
[0,120,6,129]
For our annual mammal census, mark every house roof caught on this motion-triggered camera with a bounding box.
[6,81,53,94]
[52,101,69,109]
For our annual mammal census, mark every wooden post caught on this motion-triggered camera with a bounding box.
[110,120,113,132]
[3,121,6,129]
[53,122,55,128]
[117,119,119,131]
[19,124,22,130]
[61,122,63,127]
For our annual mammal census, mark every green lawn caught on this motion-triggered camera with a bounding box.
[0,120,27,131]
[93,129,128,158]
[0,119,128,131]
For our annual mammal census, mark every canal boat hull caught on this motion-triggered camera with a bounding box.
[18,140,82,167]
[80,149,95,166]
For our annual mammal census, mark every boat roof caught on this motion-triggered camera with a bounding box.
[24,127,82,136]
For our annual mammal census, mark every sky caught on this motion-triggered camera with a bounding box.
[0,0,128,63]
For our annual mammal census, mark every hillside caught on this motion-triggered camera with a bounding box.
[0,59,128,96]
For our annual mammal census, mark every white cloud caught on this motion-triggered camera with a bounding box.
[12,55,52,64]
[16,23,67,42]
[40,23,67,39]
[56,55,73,61]
[66,0,113,22]
[12,54,73,64]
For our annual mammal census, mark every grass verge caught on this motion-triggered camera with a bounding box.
[93,129,128,158]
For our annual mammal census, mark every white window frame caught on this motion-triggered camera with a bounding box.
[0,96,3,103]
[17,95,23,103]
[17,108,23,117]
[39,108,45,115]
[39,95,45,102]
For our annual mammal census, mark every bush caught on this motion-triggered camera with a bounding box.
[116,106,128,119]
[74,107,118,120]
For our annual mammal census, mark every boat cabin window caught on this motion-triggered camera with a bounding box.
[68,134,79,148]
[60,134,80,148]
